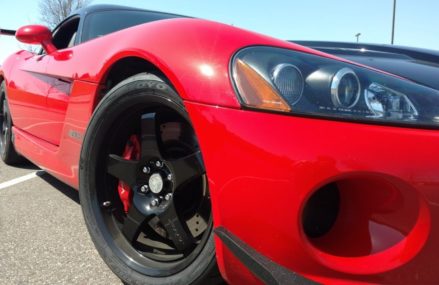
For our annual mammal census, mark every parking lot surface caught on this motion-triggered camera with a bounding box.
[0,159,123,285]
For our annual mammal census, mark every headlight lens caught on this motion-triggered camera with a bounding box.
[232,46,439,128]
[330,68,361,108]
[271,63,304,105]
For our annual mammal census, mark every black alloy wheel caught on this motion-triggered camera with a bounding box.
[103,110,211,266]
[79,74,221,285]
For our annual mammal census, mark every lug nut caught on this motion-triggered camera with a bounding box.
[167,174,172,181]
[165,193,173,201]
[155,161,163,168]
[150,199,160,207]
[140,185,149,193]
[142,166,150,174]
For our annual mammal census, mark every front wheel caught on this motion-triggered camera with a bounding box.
[79,74,222,285]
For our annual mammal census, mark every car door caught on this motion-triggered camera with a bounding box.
[42,16,80,146]
[7,16,80,146]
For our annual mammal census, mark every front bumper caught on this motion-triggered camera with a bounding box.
[185,101,439,284]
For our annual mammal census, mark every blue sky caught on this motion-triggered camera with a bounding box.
[1,0,438,63]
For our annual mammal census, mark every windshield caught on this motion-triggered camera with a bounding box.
[81,10,181,43]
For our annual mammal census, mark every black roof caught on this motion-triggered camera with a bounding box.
[71,4,185,19]
[74,4,145,15]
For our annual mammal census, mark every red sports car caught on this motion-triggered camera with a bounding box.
[1,4,439,285]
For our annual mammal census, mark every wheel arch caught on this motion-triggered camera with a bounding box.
[95,55,181,110]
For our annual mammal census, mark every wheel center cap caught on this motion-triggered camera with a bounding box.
[149,173,164,194]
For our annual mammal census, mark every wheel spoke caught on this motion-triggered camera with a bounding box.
[168,151,205,189]
[107,154,139,187]
[141,113,162,160]
[122,205,149,244]
[157,201,195,251]
[140,223,176,249]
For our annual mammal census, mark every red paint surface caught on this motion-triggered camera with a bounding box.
[1,17,438,284]
[186,102,438,284]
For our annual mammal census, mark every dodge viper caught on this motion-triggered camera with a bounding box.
[1,4,439,285]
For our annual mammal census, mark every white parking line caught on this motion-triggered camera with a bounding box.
[0,171,44,190]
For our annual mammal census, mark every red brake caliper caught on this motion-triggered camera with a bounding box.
[118,135,140,213]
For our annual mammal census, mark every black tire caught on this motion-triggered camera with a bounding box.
[0,81,23,165]
[79,73,222,285]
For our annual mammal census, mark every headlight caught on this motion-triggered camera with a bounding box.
[330,68,361,108]
[232,46,439,128]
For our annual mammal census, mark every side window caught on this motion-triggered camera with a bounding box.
[81,10,178,43]
[52,17,80,50]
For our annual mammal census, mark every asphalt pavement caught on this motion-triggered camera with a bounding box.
[0,159,123,285]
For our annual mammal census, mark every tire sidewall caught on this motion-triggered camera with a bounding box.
[79,76,216,285]
[0,84,7,160]
[0,81,20,163]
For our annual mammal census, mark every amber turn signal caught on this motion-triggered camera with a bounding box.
[234,59,291,112]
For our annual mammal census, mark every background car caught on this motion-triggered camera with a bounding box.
[1,4,439,285]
